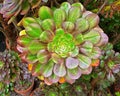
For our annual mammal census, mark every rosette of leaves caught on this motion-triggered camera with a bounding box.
[0,50,20,84]
[0,0,41,23]
[17,2,108,85]
[14,63,34,92]
[100,43,120,82]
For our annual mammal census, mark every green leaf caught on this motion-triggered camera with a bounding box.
[60,2,71,14]
[87,47,101,59]
[38,6,53,20]
[51,53,63,64]
[41,19,55,31]
[62,21,75,33]
[25,23,42,38]
[72,2,84,12]
[26,54,38,63]
[84,29,101,44]
[21,0,30,15]
[74,34,84,45]
[68,7,82,23]
[41,59,54,77]
[80,41,93,55]
[75,18,89,33]
[32,63,42,76]
[28,40,45,54]
[22,17,37,27]
[69,46,79,57]
[54,9,66,28]
[85,13,99,29]
[67,67,81,79]
[17,35,32,47]
[78,54,91,69]
[48,74,59,83]
[37,50,50,64]
[40,30,53,43]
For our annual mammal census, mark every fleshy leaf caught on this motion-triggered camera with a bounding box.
[80,41,93,54]
[38,6,53,20]
[66,57,79,69]
[67,67,81,79]
[48,74,59,83]
[26,53,38,63]
[17,35,32,47]
[82,11,92,18]
[41,19,55,31]
[69,46,79,57]
[60,2,71,14]
[41,59,54,77]
[54,63,66,77]
[16,44,27,53]
[107,72,115,82]
[51,53,64,64]
[87,47,101,59]
[84,29,101,44]
[44,78,52,85]
[65,75,75,84]
[96,31,108,46]
[32,63,42,76]
[25,23,42,38]
[28,40,45,54]
[75,18,89,33]
[21,0,30,15]
[62,21,75,33]
[68,7,82,23]
[72,2,84,12]
[78,54,91,69]
[81,66,92,75]
[74,34,84,45]
[22,17,37,27]
[40,30,53,43]
[54,9,66,28]
[85,13,99,29]
[37,50,50,64]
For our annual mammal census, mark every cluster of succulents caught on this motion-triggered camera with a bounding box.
[0,82,13,96]
[14,62,34,91]
[17,2,108,85]
[0,50,20,84]
[0,0,41,23]
[100,43,120,82]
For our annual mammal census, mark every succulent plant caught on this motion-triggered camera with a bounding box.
[0,82,13,96]
[100,43,120,82]
[17,2,108,85]
[0,50,20,84]
[14,62,34,93]
[0,0,41,23]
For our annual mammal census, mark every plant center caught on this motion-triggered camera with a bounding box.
[47,29,75,58]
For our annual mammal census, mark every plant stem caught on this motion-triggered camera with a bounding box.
[97,0,108,14]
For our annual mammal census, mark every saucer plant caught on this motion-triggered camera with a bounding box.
[17,2,108,85]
